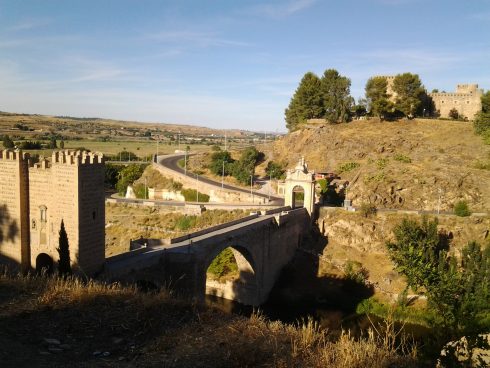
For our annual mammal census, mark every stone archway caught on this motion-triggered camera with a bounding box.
[35,253,53,275]
[284,157,316,215]
[204,244,258,305]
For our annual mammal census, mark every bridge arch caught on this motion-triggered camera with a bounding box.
[203,243,259,305]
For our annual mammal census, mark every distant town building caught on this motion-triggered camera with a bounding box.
[0,150,105,275]
[430,84,483,120]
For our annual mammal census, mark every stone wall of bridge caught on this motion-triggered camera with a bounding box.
[104,207,310,306]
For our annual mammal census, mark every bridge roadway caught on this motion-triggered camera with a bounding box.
[158,154,283,204]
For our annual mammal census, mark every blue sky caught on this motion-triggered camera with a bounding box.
[1,0,489,132]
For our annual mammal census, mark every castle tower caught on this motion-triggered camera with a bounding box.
[28,151,105,275]
[429,84,483,120]
[0,150,30,271]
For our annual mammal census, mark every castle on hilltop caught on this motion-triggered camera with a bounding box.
[0,150,105,275]
[373,75,483,120]
[429,84,483,120]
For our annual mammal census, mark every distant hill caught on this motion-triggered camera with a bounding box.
[0,111,268,138]
[262,118,490,212]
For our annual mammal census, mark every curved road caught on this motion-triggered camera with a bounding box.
[158,154,283,204]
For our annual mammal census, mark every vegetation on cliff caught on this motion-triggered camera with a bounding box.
[386,217,490,337]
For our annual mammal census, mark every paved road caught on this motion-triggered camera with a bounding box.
[158,154,283,204]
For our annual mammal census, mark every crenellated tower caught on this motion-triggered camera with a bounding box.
[0,149,105,275]
[0,150,30,271]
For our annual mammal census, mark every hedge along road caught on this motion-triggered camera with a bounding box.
[157,154,284,205]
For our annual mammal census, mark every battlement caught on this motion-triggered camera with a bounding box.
[51,150,104,165]
[0,149,30,162]
[456,84,481,94]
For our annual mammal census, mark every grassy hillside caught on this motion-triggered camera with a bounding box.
[262,118,490,211]
[0,274,420,367]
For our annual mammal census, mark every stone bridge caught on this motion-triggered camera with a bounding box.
[104,207,310,306]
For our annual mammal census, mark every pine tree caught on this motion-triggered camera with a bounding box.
[285,72,323,131]
[392,73,425,118]
[320,69,353,123]
[365,76,393,119]
[2,135,15,149]
[57,220,72,276]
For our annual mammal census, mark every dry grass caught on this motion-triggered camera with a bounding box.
[0,273,423,367]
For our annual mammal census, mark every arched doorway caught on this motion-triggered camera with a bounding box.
[35,253,53,275]
[205,245,258,305]
[292,185,305,209]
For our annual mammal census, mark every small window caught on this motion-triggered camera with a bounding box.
[92,210,96,220]
[40,206,47,222]
[32,219,36,229]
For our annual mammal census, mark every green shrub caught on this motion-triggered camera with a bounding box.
[364,172,386,184]
[359,202,377,218]
[454,200,471,217]
[393,153,412,163]
[133,183,149,199]
[175,215,197,231]
[337,162,360,173]
[343,260,369,285]
[181,188,210,202]
[473,160,490,170]
[376,158,389,169]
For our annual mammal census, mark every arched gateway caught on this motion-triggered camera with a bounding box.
[284,158,316,216]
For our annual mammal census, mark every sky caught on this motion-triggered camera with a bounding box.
[1,0,490,132]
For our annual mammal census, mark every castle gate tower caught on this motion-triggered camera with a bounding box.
[284,157,316,216]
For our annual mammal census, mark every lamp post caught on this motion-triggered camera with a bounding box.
[196,173,199,202]
[250,175,253,203]
[184,149,187,176]
[437,188,442,214]
[222,160,225,189]
[268,170,273,201]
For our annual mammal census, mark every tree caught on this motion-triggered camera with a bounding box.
[481,90,490,113]
[454,200,471,217]
[230,147,264,185]
[2,135,15,149]
[115,164,146,195]
[392,73,425,118]
[48,136,58,149]
[57,220,72,276]
[449,108,459,120]
[351,98,368,119]
[386,216,490,335]
[474,91,490,136]
[265,161,285,179]
[285,72,324,131]
[365,77,393,119]
[320,69,353,123]
[209,150,234,176]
